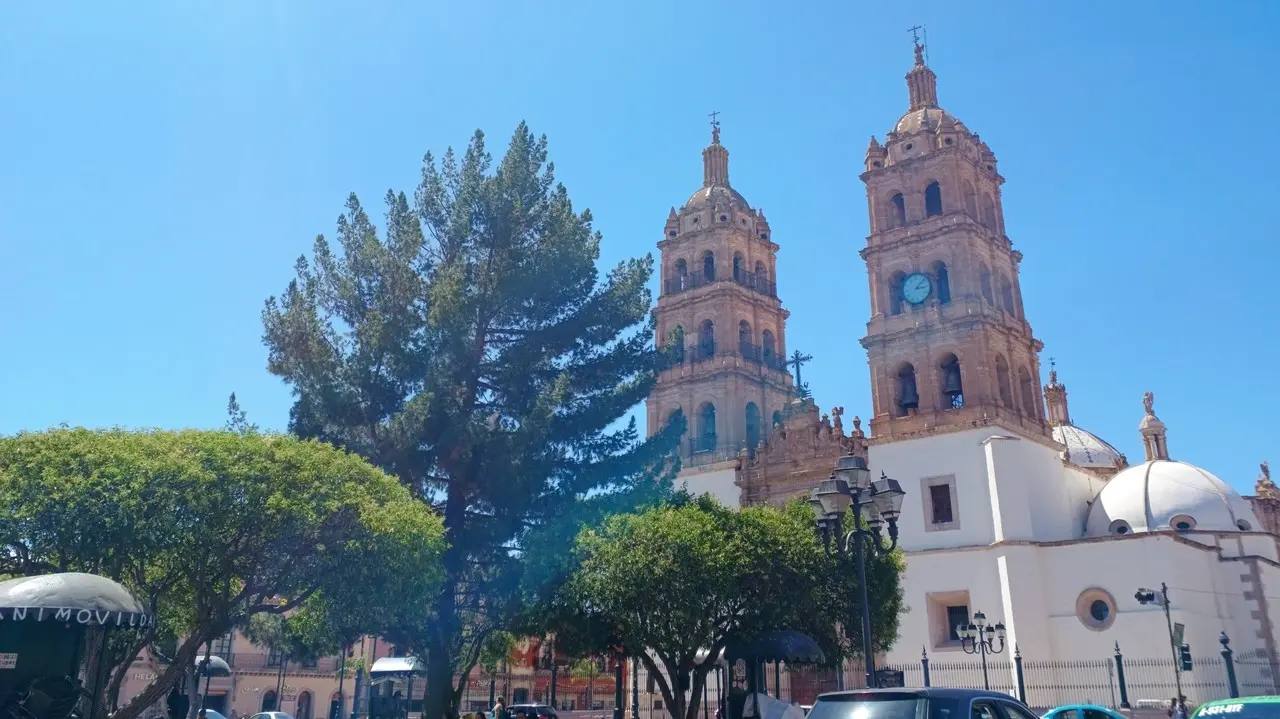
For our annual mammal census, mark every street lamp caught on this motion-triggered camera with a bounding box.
[957,610,1006,690]
[1137,583,1183,702]
[810,452,906,689]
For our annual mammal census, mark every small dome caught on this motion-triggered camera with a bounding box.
[1085,460,1260,537]
[894,106,964,135]
[685,184,751,212]
[1054,424,1125,470]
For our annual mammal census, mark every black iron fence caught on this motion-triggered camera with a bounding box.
[877,639,1274,711]
[460,668,618,715]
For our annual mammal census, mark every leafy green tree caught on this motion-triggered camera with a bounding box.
[564,494,903,719]
[261,123,682,718]
[0,428,445,719]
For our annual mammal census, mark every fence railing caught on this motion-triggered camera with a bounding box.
[874,637,1272,711]
[461,668,618,714]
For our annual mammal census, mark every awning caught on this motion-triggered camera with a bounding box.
[0,572,153,628]
[194,655,232,677]
[369,656,425,677]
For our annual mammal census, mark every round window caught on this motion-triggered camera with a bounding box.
[1076,588,1117,631]
[720,215,728,222]
[1108,519,1131,536]
[1089,600,1110,622]
[1170,514,1197,532]
[905,143,914,151]
[1238,519,1253,531]
[873,161,883,168]
[668,231,677,237]
[944,137,954,145]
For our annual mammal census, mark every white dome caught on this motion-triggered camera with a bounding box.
[1053,424,1125,470]
[1085,460,1260,537]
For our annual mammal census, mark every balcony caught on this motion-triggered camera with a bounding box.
[738,341,787,372]
[663,269,777,299]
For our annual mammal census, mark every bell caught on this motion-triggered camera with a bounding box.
[900,377,920,409]
[942,363,964,396]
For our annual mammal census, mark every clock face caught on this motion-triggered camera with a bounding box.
[902,272,932,304]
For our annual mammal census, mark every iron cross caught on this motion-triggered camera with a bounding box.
[787,350,813,389]
[907,25,924,44]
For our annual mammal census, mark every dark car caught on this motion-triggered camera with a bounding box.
[809,688,1038,719]
[508,704,557,719]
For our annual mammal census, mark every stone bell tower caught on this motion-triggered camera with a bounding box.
[646,121,795,467]
[858,42,1050,442]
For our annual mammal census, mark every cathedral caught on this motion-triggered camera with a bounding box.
[642,41,1280,704]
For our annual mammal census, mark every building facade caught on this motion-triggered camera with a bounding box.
[660,41,1280,708]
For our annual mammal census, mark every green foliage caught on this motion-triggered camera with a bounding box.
[260,123,683,717]
[565,494,903,719]
[0,428,445,719]
[477,631,517,672]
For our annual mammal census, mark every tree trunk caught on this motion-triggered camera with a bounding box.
[186,668,201,719]
[423,488,468,719]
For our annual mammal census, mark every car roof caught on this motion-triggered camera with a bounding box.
[1200,697,1280,706]
[1051,705,1116,711]
[817,688,1022,701]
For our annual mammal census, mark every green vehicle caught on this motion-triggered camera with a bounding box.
[1192,697,1280,719]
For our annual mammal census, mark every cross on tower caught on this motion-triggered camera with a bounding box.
[708,110,721,143]
[787,350,813,391]
[907,25,924,44]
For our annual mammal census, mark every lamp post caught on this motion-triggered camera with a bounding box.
[957,611,1006,690]
[1136,583,1182,701]
[809,452,906,689]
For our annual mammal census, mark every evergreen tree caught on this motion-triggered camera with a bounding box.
[262,123,682,718]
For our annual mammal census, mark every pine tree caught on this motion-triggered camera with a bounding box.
[262,123,683,718]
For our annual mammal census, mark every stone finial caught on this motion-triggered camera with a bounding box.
[1138,391,1169,462]
[831,407,844,434]
[1258,461,1278,500]
[1043,359,1070,427]
[851,416,865,440]
[905,42,939,111]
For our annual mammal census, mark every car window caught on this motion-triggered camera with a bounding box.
[808,694,925,719]
[1082,710,1112,719]
[973,701,1001,719]
[995,700,1039,719]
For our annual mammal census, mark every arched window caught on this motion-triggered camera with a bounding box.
[330,693,344,719]
[698,403,717,451]
[1018,366,1037,417]
[674,258,688,289]
[738,319,752,354]
[932,261,951,304]
[762,330,776,364]
[890,193,907,228]
[745,402,761,455]
[703,251,716,281]
[297,691,314,719]
[262,691,279,713]
[963,182,978,220]
[733,253,745,281]
[981,194,997,230]
[772,410,784,427]
[1000,275,1016,316]
[699,320,715,357]
[939,353,964,409]
[995,355,1013,408]
[924,181,943,217]
[672,325,685,364]
[754,260,767,281]
[979,263,994,305]
[888,272,905,316]
[896,363,919,417]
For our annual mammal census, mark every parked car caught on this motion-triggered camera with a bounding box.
[1042,705,1126,719]
[507,705,557,719]
[249,712,295,719]
[808,688,1038,719]
[1192,697,1280,719]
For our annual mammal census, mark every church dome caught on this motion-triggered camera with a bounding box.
[893,106,963,135]
[1053,424,1125,470]
[1085,459,1260,538]
[684,184,751,212]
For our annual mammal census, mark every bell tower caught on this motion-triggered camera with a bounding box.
[858,42,1050,441]
[646,121,795,466]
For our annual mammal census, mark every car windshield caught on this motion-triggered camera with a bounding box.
[1195,703,1280,719]
[809,693,960,719]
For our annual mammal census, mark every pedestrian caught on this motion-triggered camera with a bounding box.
[493,697,509,719]
[1169,697,1188,719]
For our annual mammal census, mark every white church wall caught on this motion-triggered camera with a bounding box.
[869,428,999,552]
[1039,537,1241,661]
[981,435,1083,543]
[678,463,740,508]
[886,547,1007,666]
[1062,464,1104,539]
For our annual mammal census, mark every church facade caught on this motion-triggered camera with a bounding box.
[647,42,1280,706]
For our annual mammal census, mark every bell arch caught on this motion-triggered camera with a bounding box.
[896,362,919,417]
[939,353,964,410]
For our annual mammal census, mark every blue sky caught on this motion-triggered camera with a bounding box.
[2,1,1276,494]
